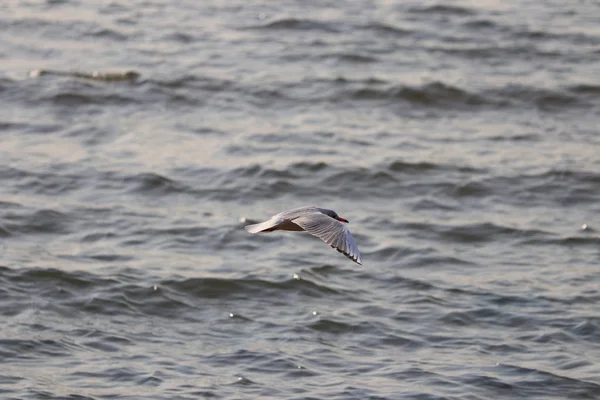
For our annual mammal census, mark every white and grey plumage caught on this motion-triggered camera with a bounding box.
[244,206,362,265]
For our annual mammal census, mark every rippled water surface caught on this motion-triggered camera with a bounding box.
[1,0,600,399]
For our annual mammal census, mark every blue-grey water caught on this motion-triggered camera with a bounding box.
[1,1,600,399]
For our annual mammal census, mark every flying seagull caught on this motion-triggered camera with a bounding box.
[244,206,362,264]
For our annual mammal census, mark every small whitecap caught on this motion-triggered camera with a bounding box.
[153,285,158,291]
[312,310,317,315]
[293,273,299,280]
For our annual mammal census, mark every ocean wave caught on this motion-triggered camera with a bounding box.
[523,236,600,248]
[361,22,413,37]
[441,307,536,329]
[235,160,474,183]
[569,83,600,95]
[332,80,595,110]
[320,52,378,63]
[0,338,73,359]
[217,162,403,200]
[407,168,600,206]
[0,267,116,291]
[207,71,591,112]
[122,172,185,194]
[152,74,232,91]
[0,266,351,315]
[428,43,563,61]
[4,161,598,215]
[487,169,600,205]
[24,68,596,113]
[462,18,600,45]
[393,221,552,245]
[340,81,489,108]
[387,160,484,174]
[165,276,342,300]
[40,89,139,107]
[409,5,475,16]
[487,85,583,110]
[161,31,197,43]
[309,318,363,334]
[1,208,73,236]
[194,162,600,205]
[82,27,130,41]
[0,165,86,196]
[5,17,131,42]
[486,133,541,142]
[491,363,600,396]
[247,18,339,33]
[0,120,63,134]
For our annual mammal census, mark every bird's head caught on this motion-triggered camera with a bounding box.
[320,208,349,223]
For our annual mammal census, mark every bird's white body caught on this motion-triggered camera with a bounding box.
[245,206,362,264]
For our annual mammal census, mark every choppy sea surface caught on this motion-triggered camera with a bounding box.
[1,1,600,399]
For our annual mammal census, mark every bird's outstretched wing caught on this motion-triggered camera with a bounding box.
[292,213,362,265]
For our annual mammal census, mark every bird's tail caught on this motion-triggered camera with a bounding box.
[244,221,277,233]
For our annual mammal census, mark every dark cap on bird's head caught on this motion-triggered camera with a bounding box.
[318,208,349,223]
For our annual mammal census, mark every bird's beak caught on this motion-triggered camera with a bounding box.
[337,217,349,223]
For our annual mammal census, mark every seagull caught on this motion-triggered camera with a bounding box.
[244,206,362,264]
